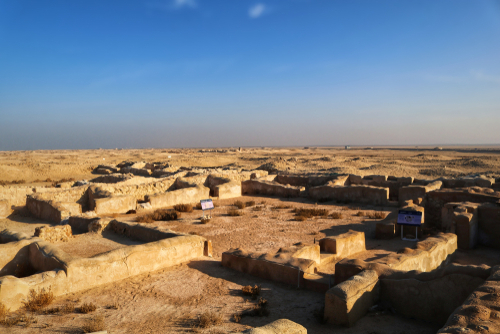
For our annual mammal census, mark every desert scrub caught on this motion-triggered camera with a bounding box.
[200,217,211,224]
[330,212,343,219]
[245,200,256,207]
[22,287,54,312]
[354,211,364,217]
[79,302,97,314]
[174,203,193,212]
[82,314,105,333]
[233,200,246,209]
[366,212,387,219]
[294,208,329,220]
[136,209,180,223]
[242,285,261,299]
[227,209,244,217]
[196,311,223,328]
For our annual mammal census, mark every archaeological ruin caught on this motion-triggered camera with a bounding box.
[1,156,500,333]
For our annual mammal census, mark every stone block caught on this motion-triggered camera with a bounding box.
[325,270,379,326]
[147,185,210,209]
[94,195,136,215]
[319,231,365,259]
[214,180,241,199]
[34,225,72,243]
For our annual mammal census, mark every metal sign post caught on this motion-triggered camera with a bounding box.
[200,199,214,219]
[397,210,422,241]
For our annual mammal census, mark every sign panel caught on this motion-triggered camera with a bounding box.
[200,199,214,210]
[397,210,422,226]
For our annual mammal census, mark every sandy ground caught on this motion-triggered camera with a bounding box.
[1,147,500,333]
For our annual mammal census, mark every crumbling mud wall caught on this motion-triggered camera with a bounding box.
[335,233,457,284]
[0,239,34,277]
[477,204,500,249]
[26,197,82,223]
[241,179,301,197]
[308,185,389,205]
[274,174,348,188]
[399,180,442,205]
[0,233,207,311]
[147,185,210,209]
[438,265,500,333]
[425,188,500,228]
[222,248,316,286]
[0,199,11,218]
[0,185,53,207]
[319,231,365,260]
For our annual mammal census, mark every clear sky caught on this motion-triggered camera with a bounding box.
[1,0,499,150]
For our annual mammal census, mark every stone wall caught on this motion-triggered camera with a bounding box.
[335,233,457,284]
[399,181,442,205]
[308,185,389,206]
[241,179,301,198]
[477,204,500,249]
[438,265,500,333]
[26,196,82,224]
[425,188,500,228]
[147,185,210,209]
[0,234,207,311]
[324,270,379,327]
[222,248,316,286]
[0,239,33,277]
[94,195,137,215]
[319,231,365,260]
[441,202,479,249]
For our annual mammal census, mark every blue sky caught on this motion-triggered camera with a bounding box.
[0,0,499,150]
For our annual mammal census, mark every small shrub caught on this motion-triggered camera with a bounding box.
[43,307,60,314]
[200,217,211,224]
[366,212,387,219]
[232,313,241,323]
[106,301,119,310]
[271,204,292,210]
[242,285,261,299]
[227,209,244,217]
[82,314,105,333]
[22,313,37,328]
[79,302,97,314]
[330,212,343,219]
[22,287,54,312]
[197,311,222,328]
[296,215,308,221]
[355,211,364,217]
[294,208,329,219]
[174,203,193,213]
[253,206,264,211]
[243,297,270,317]
[61,304,74,314]
[1,314,23,327]
[234,201,246,209]
[245,201,256,207]
[136,209,180,223]
[0,302,8,320]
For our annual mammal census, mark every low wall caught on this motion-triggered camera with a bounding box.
[0,185,53,207]
[147,185,210,209]
[319,231,365,260]
[477,204,500,249]
[399,181,442,205]
[441,202,479,249]
[324,270,379,327]
[0,234,207,311]
[335,233,457,284]
[241,179,301,198]
[277,243,320,265]
[27,196,82,223]
[0,239,33,277]
[438,265,500,333]
[441,176,495,188]
[110,220,184,243]
[222,249,316,286]
[275,174,348,188]
[214,180,241,199]
[380,273,484,325]
[94,195,137,215]
[67,215,100,233]
[0,199,11,218]
[309,185,389,205]
[425,188,500,228]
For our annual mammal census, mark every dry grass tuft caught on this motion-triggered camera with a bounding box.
[271,204,292,210]
[253,205,264,211]
[79,302,97,314]
[330,212,344,219]
[232,313,241,323]
[136,209,180,223]
[245,200,256,207]
[355,211,364,217]
[233,200,246,209]
[106,301,120,310]
[242,285,261,299]
[200,217,211,224]
[227,209,244,217]
[174,203,193,212]
[196,311,223,328]
[61,303,74,314]
[22,287,54,312]
[0,303,8,320]
[366,212,387,219]
[294,208,329,220]
[82,314,105,333]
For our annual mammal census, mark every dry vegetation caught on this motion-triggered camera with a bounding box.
[196,311,223,328]
[136,209,180,223]
[174,203,193,212]
[233,200,246,209]
[242,285,261,299]
[79,302,97,314]
[82,314,105,333]
[22,287,54,312]
[366,212,388,219]
[294,208,329,221]
[330,212,344,219]
[227,209,244,217]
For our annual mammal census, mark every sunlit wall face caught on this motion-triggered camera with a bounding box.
[0,0,499,150]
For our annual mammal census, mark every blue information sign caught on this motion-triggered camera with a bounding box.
[397,210,422,226]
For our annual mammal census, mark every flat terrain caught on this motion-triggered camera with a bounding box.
[1,146,500,333]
